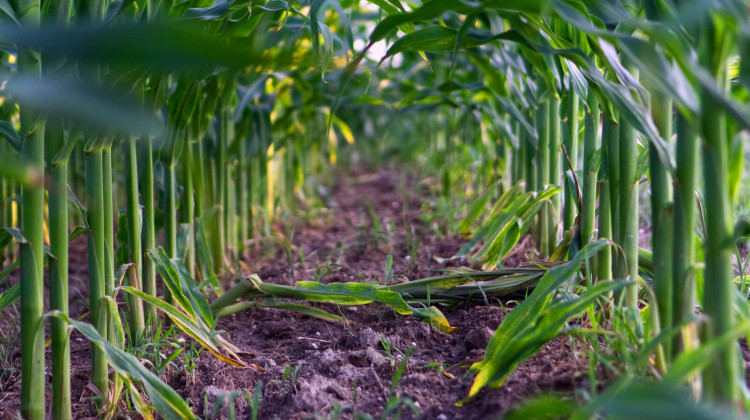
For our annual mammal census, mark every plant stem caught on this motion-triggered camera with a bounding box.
[141,138,157,330]
[125,137,145,338]
[47,119,71,420]
[614,64,639,308]
[650,90,673,362]
[85,147,108,396]
[580,91,599,248]
[672,113,698,356]
[548,96,561,255]
[535,98,550,257]
[563,89,579,233]
[699,21,738,402]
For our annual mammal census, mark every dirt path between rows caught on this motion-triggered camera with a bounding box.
[0,168,590,419]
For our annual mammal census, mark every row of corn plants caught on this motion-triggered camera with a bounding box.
[0,0,368,418]
[1,0,750,418]
[327,0,750,415]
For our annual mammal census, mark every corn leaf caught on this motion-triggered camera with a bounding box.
[56,315,195,420]
[121,286,249,368]
[467,240,613,398]
[253,280,456,333]
[214,298,344,323]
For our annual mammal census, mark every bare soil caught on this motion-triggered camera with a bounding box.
[0,168,590,419]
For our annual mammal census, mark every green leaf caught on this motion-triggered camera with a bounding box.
[617,37,699,113]
[381,26,463,61]
[467,240,613,397]
[574,384,734,420]
[259,1,288,12]
[4,76,163,138]
[184,0,234,20]
[251,279,456,333]
[214,299,344,322]
[0,0,19,26]
[2,22,262,73]
[0,120,21,154]
[121,286,249,368]
[0,282,19,313]
[56,315,195,420]
[662,319,750,388]
[505,394,575,420]
[148,247,213,328]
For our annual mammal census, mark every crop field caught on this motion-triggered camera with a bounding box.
[2,0,750,419]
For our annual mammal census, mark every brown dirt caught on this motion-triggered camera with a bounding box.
[0,168,589,419]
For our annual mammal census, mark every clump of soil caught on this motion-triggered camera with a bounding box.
[0,168,588,419]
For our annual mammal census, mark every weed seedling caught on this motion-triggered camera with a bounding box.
[378,335,410,370]
[403,218,419,267]
[313,261,342,282]
[245,381,263,420]
[389,345,413,396]
[206,389,246,420]
[282,364,302,391]
[383,255,394,286]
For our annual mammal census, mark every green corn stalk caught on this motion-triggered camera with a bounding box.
[606,110,620,266]
[535,98,550,256]
[547,96,561,256]
[512,121,523,185]
[215,103,229,271]
[597,116,614,282]
[85,145,109,398]
[672,113,698,358]
[0,174,6,269]
[141,138,158,329]
[103,146,116,338]
[165,161,178,258]
[182,136,196,277]
[524,118,536,194]
[125,137,145,338]
[614,63,640,309]
[563,89,579,233]
[580,91,599,250]
[238,135,250,259]
[46,120,72,420]
[41,1,72,417]
[698,20,739,403]
[78,0,110,398]
[649,89,673,363]
[17,0,46,417]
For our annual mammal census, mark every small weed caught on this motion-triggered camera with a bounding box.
[0,306,19,392]
[378,335,410,370]
[403,218,420,267]
[381,397,419,420]
[385,220,395,253]
[205,389,245,420]
[179,340,201,386]
[284,224,296,279]
[366,198,383,243]
[421,362,455,379]
[246,381,263,420]
[382,255,394,286]
[389,345,413,396]
[129,320,183,377]
[282,364,302,391]
[313,261,342,282]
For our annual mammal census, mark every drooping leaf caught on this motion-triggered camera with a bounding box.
[248,278,456,333]
[4,76,163,138]
[467,240,615,398]
[121,286,250,368]
[56,315,195,420]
